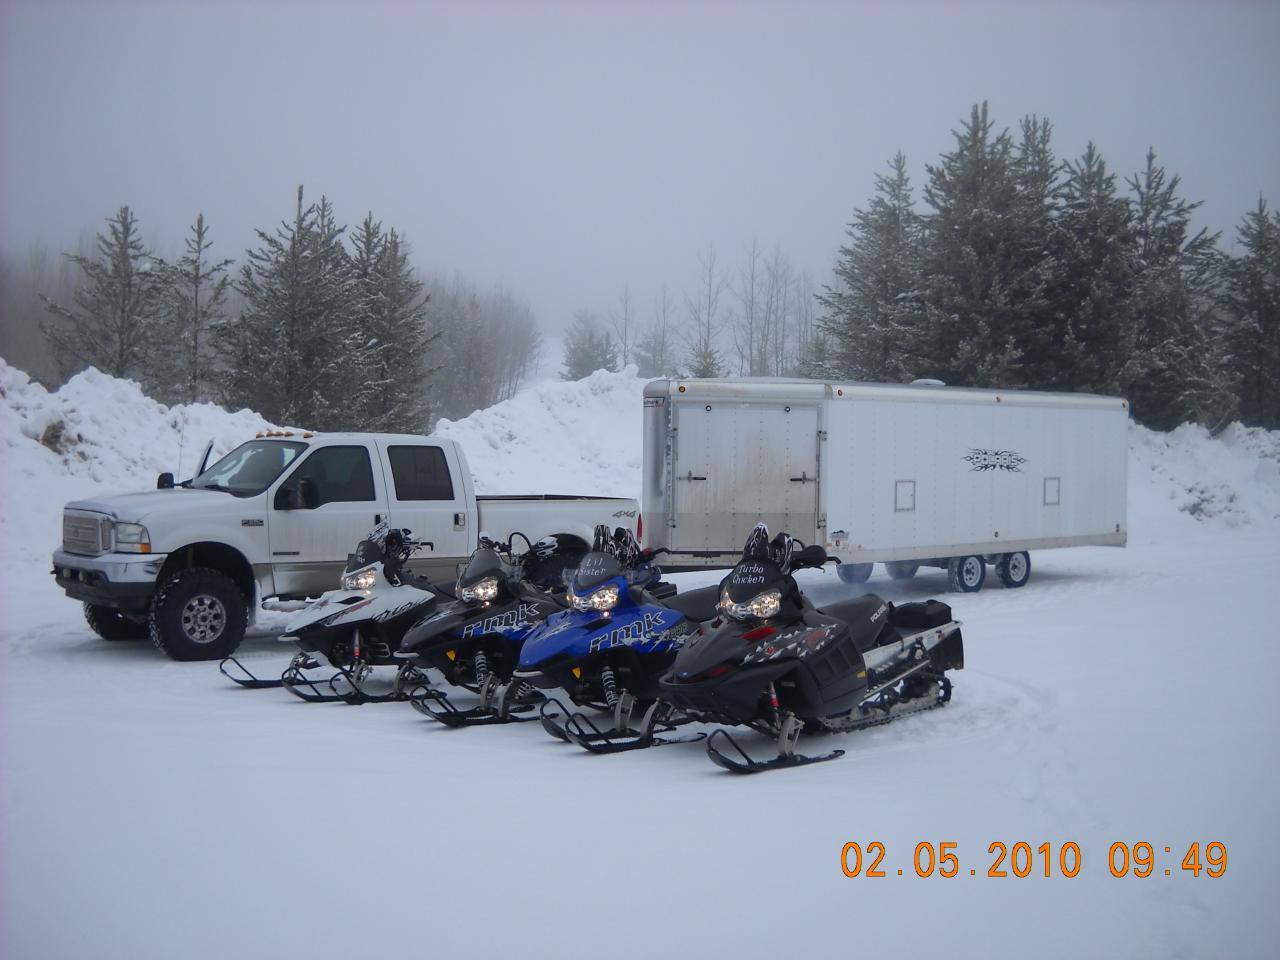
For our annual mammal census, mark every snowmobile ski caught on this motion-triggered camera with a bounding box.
[219,656,286,689]
[407,679,543,727]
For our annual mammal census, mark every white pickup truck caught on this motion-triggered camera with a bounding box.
[52,432,638,660]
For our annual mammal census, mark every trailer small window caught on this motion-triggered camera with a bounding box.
[895,480,916,512]
[1044,477,1061,506]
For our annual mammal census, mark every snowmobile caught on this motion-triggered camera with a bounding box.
[395,532,570,726]
[659,523,964,774]
[510,525,722,753]
[219,522,440,704]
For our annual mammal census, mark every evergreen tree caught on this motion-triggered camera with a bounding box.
[1120,150,1227,429]
[918,103,1025,385]
[1220,198,1280,427]
[153,213,233,404]
[218,187,357,428]
[347,215,437,432]
[816,152,924,382]
[1049,144,1137,393]
[561,310,618,380]
[40,206,162,381]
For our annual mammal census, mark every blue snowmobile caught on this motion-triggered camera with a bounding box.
[510,525,722,753]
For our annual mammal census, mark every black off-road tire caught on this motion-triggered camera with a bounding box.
[946,555,986,593]
[997,551,1031,588]
[149,568,248,661]
[836,563,873,584]
[84,603,147,641]
[884,560,920,581]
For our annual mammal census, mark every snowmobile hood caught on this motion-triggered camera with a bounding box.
[666,617,798,682]
[64,488,245,524]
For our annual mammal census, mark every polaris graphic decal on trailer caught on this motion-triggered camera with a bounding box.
[964,449,1027,472]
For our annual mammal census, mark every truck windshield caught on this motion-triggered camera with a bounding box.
[192,441,307,497]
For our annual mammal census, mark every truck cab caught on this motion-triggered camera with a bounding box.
[53,432,638,660]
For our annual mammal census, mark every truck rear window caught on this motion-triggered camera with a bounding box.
[388,446,454,501]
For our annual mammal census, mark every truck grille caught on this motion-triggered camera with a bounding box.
[63,513,107,556]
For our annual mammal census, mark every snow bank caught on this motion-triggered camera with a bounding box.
[0,360,284,598]
[433,365,645,497]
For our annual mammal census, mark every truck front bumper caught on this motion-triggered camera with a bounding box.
[51,549,167,614]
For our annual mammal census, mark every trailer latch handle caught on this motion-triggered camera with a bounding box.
[681,471,707,481]
[790,472,814,483]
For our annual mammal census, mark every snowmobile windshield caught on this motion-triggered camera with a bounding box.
[722,558,784,604]
[345,539,385,574]
[192,440,307,497]
[573,552,622,592]
[459,548,503,587]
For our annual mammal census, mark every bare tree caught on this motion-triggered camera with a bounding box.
[609,283,636,367]
[684,245,729,377]
[636,282,676,377]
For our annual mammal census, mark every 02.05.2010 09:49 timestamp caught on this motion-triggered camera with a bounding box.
[839,841,1228,879]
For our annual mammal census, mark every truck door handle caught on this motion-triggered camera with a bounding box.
[681,471,707,481]
[790,472,813,483]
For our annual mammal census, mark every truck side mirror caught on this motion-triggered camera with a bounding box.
[298,478,319,510]
[274,486,299,510]
[156,472,175,490]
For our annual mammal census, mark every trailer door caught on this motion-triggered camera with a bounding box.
[671,401,819,552]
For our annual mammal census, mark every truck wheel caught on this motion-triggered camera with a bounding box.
[84,603,146,641]
[836,563,873,584]
[149,568,248,661]
[947,555,986,593]
[884,561,919,581]
[997,551,1031,588]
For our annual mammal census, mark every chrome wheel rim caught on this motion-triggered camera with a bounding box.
[1007,553,1027,583]
[180,594,227,644]
[962,557,982,587]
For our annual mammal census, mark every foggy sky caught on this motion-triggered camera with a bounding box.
[2,0,1278,332]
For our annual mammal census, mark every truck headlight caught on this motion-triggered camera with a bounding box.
[342,569,377,591]
[459,575,499,603]
[113,522,151,554]
[571,583,619,612]
[720,587,781,620]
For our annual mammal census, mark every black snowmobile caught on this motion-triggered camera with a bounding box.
[659,523,964,774]
[512,525,720,754]
[395,533,569,726]
[219,522,441,704]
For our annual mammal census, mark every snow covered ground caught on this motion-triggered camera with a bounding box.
[2,360,1278,959]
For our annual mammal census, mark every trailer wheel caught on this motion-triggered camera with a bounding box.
[84,603,147,641]
[997,551,1031,588]
[836,563,873,584]
[947,555,986,593]
[884,561,919,580]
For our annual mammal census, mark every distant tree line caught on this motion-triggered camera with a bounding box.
[3,187,540,432]
[813,102,1279,430]
[563,102,1278,431]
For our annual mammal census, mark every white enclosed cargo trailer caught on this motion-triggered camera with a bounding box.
[641,378,1128,591]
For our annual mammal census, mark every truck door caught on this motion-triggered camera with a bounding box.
[671,402,819,552]
[268,443,389,597]
[375,441,473,581]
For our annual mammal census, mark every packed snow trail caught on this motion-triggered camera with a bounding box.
[2,360,1278,958]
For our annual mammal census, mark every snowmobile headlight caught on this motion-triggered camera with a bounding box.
[572,583,619,612]
[719,587,781,621]
[113,522,151,554]
[342,568,377,591]
[459,575,500,603]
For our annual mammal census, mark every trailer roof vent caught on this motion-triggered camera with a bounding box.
[911,378,946,387]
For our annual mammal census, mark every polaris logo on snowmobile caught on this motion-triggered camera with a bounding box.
[964,448,1027,472]
[589,611,672,652]
[460,602,543,639]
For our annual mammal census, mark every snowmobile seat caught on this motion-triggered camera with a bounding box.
[890,600,953,631]
[664,584,722,623]
[818,594,895,653]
